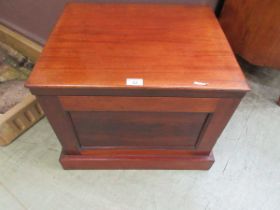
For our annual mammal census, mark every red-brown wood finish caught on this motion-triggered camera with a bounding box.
[60,96,219,112]
[36,96,80,155]
[219,0,280,69]
[26,3,249,93]
[26,4,249,170]
[60,152,215,170]
[70,111,207,148]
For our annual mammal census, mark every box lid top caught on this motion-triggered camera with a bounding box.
[26,3,249,93]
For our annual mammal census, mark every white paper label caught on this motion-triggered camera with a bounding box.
[193,81,208,86]
[126,78,144,86]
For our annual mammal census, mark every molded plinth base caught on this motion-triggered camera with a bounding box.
[60,152,215,170]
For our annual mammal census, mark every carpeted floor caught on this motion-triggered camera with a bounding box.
[0,59,280,210]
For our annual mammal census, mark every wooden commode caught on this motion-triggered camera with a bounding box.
[26,3,249,170]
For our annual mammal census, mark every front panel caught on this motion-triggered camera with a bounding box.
[37,95,241,169]
[60,96,218,150]
[70,111,209,149]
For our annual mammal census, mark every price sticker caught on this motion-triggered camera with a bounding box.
[126,78,144,86]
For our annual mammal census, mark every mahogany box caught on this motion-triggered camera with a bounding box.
[26,3,249,170]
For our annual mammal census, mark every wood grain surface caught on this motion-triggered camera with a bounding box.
[220,0,280,68]
[25,4,249,170]
[26,3,249,93]
[70,111,208,148]
[60,152,214,170]
[60,96,219,112]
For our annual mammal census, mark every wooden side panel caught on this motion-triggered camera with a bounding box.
[37,96,80,154]
[196,98,241,151]
[60,96,219,112]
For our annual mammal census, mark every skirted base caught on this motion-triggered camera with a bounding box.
[60,152,215,170]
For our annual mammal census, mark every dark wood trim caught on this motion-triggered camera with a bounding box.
[80,148,209,156]
[215,0,225,17]
[80,145,196,151]
[29,87,248,98]
[194,113,213,148]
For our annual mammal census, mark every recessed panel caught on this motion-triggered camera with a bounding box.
[70,111,208,148]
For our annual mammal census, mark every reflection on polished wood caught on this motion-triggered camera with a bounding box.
[26,4,249,170]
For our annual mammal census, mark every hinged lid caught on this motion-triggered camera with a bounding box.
[26,3,249,96]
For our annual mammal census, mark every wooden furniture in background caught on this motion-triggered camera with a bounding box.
[219,0,280,106]
[219,0,280,69]
[26,3,249,170]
